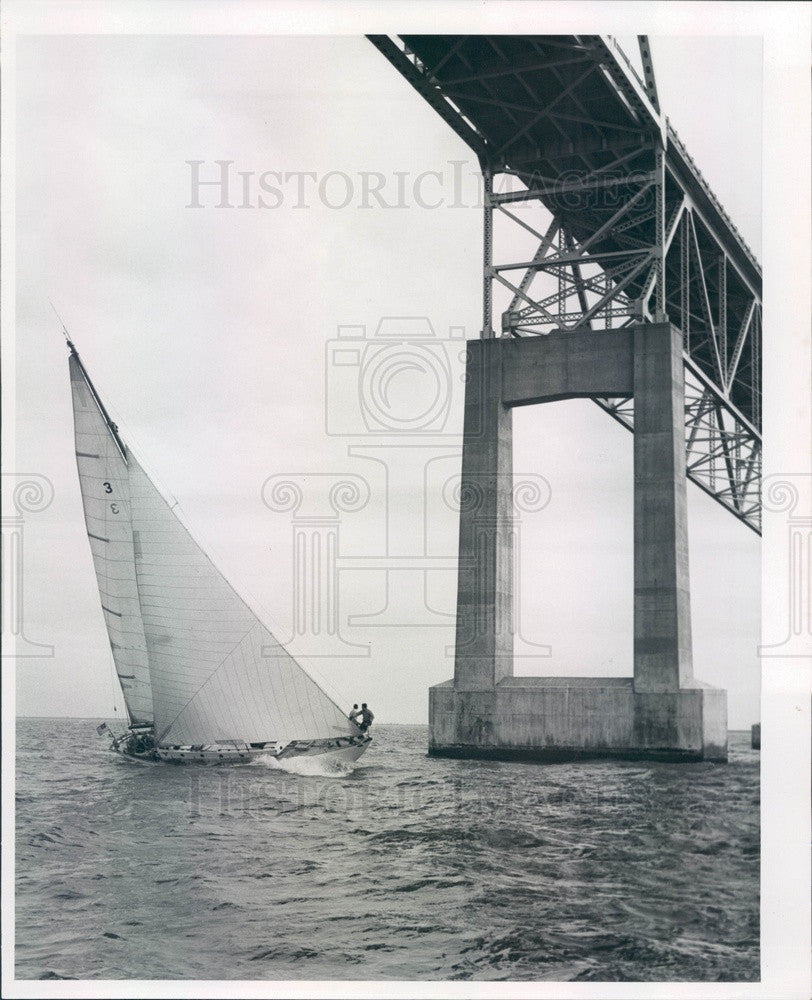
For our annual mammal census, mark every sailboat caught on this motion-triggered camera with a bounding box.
[68,339,371,765]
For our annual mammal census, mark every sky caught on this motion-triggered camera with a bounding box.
[9,30,764,726]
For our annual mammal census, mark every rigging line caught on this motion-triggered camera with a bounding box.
[226,642,255,737]
[48,298,71,342]
[108,655,119,717]
[248,637,282,737]
[235,641,261,736]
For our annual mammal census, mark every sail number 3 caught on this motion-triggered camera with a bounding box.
[103,483,120,513]
[103,481,120,513]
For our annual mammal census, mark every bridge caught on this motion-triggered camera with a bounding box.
[369,34,761,534]
[369,34,762,762]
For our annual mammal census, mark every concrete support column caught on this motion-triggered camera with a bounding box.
[633,322,693,692]
[434,326,726,762]
[454,339,514,690]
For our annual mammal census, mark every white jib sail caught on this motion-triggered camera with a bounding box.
[126,454,354,748]
[69,354,154,725]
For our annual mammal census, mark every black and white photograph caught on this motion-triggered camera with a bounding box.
[2,2,809,997]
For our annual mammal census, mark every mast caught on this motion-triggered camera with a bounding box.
[66,340,128,462]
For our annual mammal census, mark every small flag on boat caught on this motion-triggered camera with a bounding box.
[96,722,110,736]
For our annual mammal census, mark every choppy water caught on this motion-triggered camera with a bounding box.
[16,719,759,982]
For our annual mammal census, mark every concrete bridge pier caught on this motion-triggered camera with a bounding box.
[430,322,728,762]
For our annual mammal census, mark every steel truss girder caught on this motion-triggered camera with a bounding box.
[366,33,762,533]
[493,156,659,336]
[488,145,761,532]
[594,358,761,533]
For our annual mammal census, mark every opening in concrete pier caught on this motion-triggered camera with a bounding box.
[512,397,633,680]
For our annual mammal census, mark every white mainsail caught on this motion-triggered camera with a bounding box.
[70,348,354,747]
[70,354,153,725]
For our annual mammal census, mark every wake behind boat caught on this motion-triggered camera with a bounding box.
[69,339,370,766]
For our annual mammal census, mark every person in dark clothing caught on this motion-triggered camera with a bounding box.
[357,703,374,734]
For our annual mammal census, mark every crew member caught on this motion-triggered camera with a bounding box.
[357,703,374,734]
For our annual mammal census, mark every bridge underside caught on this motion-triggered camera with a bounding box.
[369,34,761,533]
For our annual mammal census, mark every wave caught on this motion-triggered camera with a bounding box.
[247,752,359,778]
